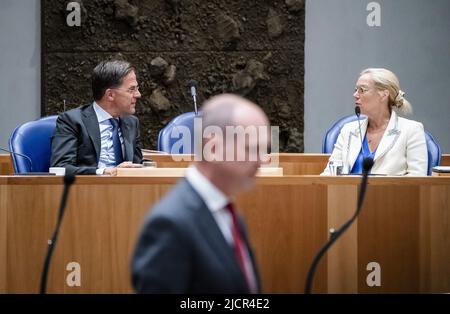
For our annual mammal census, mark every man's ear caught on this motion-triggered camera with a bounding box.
[104,89,115,101]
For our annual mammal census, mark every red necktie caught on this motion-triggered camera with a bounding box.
[226,203,257,293]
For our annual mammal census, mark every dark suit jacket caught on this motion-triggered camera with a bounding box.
[51,103,143,175]
[131,178,261,294]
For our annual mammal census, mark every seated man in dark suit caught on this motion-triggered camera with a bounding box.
[51,60,143,175]
[131,93,271,293]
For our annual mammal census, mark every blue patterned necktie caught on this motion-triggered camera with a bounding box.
[109,118,123,166]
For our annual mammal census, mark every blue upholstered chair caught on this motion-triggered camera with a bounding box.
[424,131,441,175]
[322,115,366,154]
[322,114,441,175]
[157,112,199,154]
[8,115,58,173]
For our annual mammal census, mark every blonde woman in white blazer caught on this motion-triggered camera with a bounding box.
[322,68,427,176]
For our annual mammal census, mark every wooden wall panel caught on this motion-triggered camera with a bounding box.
[327,185,358,293]
[357,186,421,293]
[238,184,328,293]
[0,185,7,292]
[419,186,450,292]
[1,176,449,293]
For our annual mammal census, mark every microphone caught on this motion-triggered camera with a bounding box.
[355,106,366,158]
[39,173,76,294]
[304,156,374,294]
[0,146,33,172]
[355,105,361,117]
[188,79,198,115]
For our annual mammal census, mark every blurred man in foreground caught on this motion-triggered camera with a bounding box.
[132,93,271,293]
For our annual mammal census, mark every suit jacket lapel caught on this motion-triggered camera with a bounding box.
[184,181,248,290]
[236,217,261,292]
[197,203,247,284]
[119,118,134,161]
[81,104,101,162]
[374,111,401,161]
[346,118,368,171]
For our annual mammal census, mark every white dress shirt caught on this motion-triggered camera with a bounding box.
[185,165,233,245]
[185,166,258,293]
[93,102,124,174]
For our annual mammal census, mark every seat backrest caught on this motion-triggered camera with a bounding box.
[322,114,441,175]
[424,131,441,175]
[322,115,362,154]
[8,115,58,173]
[157,112,198,154]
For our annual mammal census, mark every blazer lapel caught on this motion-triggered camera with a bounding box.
[346,118,367,172]
[119,118,134,161]
[197,204,247,282]
[374,111,401,161]
[186,182,247,290]
[81,105,101,162]
[236,217,261,292]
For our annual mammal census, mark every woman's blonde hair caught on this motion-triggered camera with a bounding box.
[360,68,412,115]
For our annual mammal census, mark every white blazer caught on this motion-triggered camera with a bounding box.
[322,111,428,176]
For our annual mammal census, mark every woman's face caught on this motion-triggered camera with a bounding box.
[353,73,387,116]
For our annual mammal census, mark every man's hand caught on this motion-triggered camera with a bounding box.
[117,161,144,168]
[103,168,118,176]
[103,162,144,176]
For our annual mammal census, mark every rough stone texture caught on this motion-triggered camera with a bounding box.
[114,0,139,27]
[149,56,169,78]
[267,9,283,38]
[164,64,177,85]
[285,0,305,13]
[149,88,172,112]
[42,0,305,152]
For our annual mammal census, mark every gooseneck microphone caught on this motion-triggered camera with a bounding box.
[355,106,366,157]
[355,105,361,117]
[188,79,198,115]
[304,157,374,294]
[0,146,33,172]
[39,173,76,294]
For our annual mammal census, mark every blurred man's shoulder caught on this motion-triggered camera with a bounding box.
[151,178,202,219]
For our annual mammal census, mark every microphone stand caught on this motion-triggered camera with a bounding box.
[0,147,33,172]
[39,173,76,294]
[304,157,374,294]
[355,106,367,158]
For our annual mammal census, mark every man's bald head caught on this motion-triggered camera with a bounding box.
[201,94,269,132]
[195,93,271,197]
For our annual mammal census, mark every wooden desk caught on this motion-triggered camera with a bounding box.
[0,153,329,175]
[1,175,449,293]
[0,154,13,175]
[2,153,450,176]
[141,153,330,176]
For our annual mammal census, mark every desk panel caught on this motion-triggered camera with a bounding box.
[0,176,449,293]
[2,153,449,175]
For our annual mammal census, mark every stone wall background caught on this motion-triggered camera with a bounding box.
[42,0,305,151]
